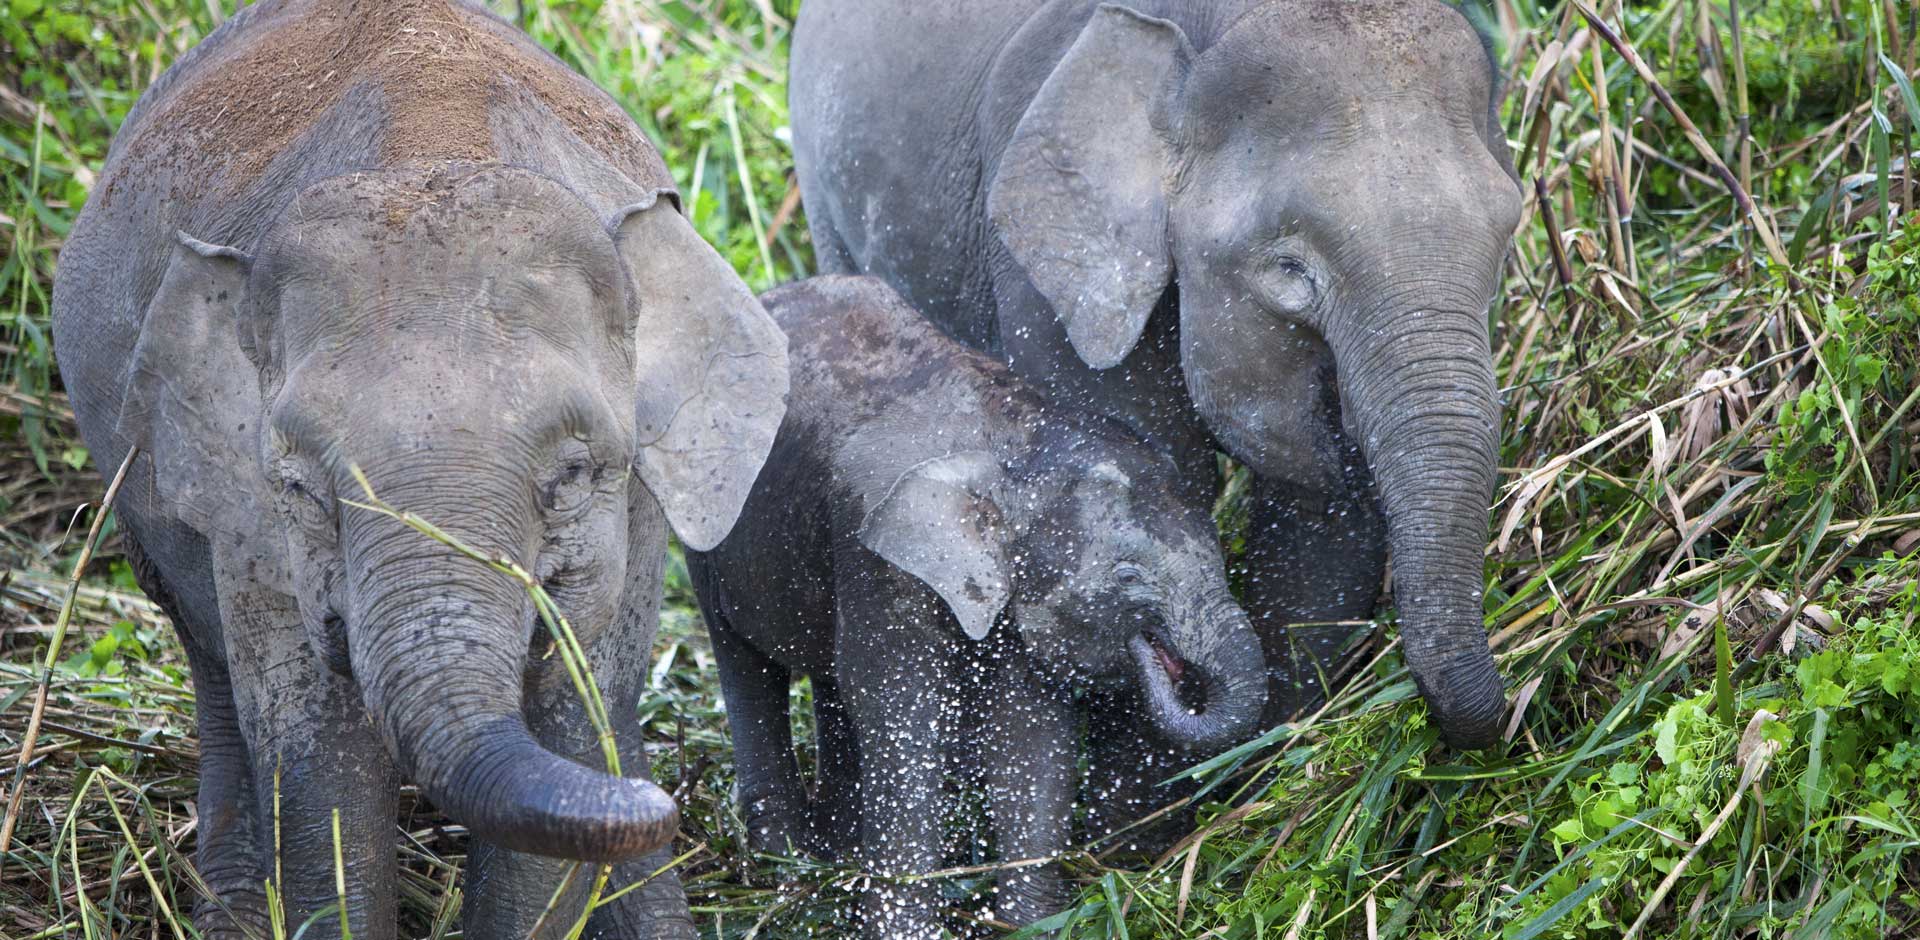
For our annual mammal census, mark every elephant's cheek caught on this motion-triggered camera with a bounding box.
[286,540,351,675]
[534,504,631,649]
[1179,308,1343,489]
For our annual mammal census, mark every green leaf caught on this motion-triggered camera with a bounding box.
[88,632,118,668]
[1854,353,1885,385]
[1882,53,1920,135]
[1795,884,1855,939]
[1007,902,1101,939]
[1507,875,1608,940]
[1788,183,1838,264]
[1099,873,1131,940]
[1656,712,1681,766]
[1549,816,1585,843]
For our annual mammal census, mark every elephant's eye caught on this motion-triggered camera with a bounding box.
[1267,258,1313,314]
[540,456,603,515]
[276,466,333,533]
[1259,257,1317,315]
[1113,563,1148,589]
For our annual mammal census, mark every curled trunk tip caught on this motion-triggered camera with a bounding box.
[349,545,679,863]
[1130,617,1267,750]
[1330,302,1505,750]
[1416,655,1506,749]
[426,715,681,862]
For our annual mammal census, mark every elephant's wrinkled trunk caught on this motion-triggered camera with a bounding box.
[345,515,677,862]
[1131,591,1267,750]
[1330,290,1506,749]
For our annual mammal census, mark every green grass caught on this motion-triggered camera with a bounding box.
[4,0,1920,938]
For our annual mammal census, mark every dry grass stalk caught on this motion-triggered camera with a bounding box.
[0,446,137,869]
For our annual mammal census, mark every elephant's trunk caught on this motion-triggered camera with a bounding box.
[344,510,676,862]
[1330,286,1506,749]
[1131,590,1268,750]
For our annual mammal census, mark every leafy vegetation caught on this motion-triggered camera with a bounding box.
[3,0,1919,938]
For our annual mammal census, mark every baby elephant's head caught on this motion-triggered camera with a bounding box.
[856,420,1266,751]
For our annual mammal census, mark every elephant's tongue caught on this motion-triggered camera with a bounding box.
[1146,632,1187,686]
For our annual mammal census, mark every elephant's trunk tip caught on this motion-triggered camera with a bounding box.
[1415,651,1507,750]
[1131,624,1266,751]
[427,715,682,863]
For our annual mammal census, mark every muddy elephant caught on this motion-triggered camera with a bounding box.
[687,276,1265,936]
[790,0,1521,768]
[49,2,787,937]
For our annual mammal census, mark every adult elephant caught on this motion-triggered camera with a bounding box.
[52,0,787,936]
[790,0,1522,753]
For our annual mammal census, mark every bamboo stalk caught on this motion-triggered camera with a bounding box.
[1728,0,1752,205]
[1574,1,1792,269]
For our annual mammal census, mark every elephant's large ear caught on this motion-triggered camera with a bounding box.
[857,450,1012,641]
[987,4,1192,370]
[614,192,790,552]
[115,233,267,540]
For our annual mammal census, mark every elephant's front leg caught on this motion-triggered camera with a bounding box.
[707,616,813,857]
[222,584,399,940]
[983,659,1077,927]
[1080,689,1190,855]
[809,675,862,860]
[179,630,273,936]
[126,536,271,938]
[1242,472,1389,724]
[464,495,693,940]
[837,582,955,940]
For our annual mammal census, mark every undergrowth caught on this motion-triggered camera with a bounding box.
[3,0,1919,938]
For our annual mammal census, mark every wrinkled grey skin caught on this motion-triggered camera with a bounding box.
[791,0,1522,763]
[50,3,787,938]
[687,276,1266,937]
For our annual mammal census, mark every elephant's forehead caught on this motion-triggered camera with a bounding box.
[276,347,617,461]
[270,165,613,258]
[253,167,626,323]
[1194,0,1492,114]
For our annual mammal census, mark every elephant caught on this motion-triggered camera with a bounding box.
[49,1,788,937]
[789,0,1522,775]
[686,275,1267,937]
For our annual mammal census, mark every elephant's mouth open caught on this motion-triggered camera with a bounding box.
[1141,628,1186,686]
[1133,628,1208,713]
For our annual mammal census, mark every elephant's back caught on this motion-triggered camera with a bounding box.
[759,275,1019,431]
[93,0,668,219]
[791,0,1050,349]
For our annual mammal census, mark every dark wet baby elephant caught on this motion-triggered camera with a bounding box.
[50,2,787,938]
[687,275,1266,938]
[792,0,1525,752]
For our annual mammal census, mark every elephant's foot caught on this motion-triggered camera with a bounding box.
[1082,790,1194,859]
[191,881,272,940]
[743,791,824,858]
[807,793,860,861]
[187,778,272,938]
[858,884,944,940]
[994,865,1070,932]
[583,904,697,940]
[583,860,696,940]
